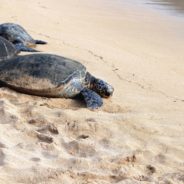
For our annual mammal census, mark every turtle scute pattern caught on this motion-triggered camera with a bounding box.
[0,23,35,46]
[0,23,47,52]
[0,54,86,93]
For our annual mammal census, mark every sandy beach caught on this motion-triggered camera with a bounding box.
[0,0,184,183]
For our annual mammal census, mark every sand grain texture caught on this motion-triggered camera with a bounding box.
[0,0,184,183]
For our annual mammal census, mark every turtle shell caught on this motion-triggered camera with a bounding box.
[0,23,36,47]
[0,54,87,97]
[0,36,19,61]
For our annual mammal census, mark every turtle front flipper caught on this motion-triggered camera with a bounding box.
[15,43,40,52]
[80,88,103,109]
[35,40,47,44]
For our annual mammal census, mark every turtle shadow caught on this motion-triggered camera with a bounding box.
[72,94,86,108]
[0,81,6,88]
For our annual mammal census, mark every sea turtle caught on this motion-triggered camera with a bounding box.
[0,54,114,109]
[0,36,39,61]
[0,36,20,61]
[0,23,47,52]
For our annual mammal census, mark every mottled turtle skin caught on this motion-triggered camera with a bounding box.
[0,54,114,109]
[0,36,19,61]
[0,23,47,52]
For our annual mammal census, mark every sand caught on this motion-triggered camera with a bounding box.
[0,0,184,183]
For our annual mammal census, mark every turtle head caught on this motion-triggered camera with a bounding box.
[92,78,114,98]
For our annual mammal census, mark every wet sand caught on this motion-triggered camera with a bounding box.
[150,0,184,13]
[0,0,184,183]
[145,0,184,17]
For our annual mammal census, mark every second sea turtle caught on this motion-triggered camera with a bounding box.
[0,36,39,62]
[0,36,20,61]
[0,23,47,52]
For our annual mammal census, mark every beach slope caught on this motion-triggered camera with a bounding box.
[0,0,184,183]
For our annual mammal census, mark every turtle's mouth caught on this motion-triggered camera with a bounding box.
[104,85,114,98]
[103,93,112,98]
[103,89,114,98]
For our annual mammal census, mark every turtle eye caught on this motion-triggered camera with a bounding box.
[97,80,103,90]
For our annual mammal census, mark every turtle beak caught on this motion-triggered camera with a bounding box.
[104,85,114,98]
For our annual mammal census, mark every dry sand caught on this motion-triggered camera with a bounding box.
[0,0,184,183]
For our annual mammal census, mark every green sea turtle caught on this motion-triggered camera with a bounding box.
[0,36,20,61]
[0,23,47,52]
[0,36,39,61]
[0,54,114,109]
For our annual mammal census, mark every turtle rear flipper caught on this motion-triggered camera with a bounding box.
[80,88,103,109]
[35,40,47,44]
[15,43,40,52]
